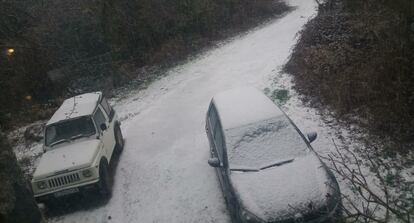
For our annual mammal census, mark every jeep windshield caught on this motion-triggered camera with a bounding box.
[225,116,309,170]
[45,116,96,147]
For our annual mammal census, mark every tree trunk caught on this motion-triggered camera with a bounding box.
[0,133,42,223]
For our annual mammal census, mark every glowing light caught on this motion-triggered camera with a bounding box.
[6,48,14,56]
[25,95,32,101]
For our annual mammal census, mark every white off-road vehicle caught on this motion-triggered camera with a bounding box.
[31,92,124,203]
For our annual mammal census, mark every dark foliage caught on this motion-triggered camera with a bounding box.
[0,0,289,129]
[285,0,414,148]
[0,133,42,223]
[102,0,287,64]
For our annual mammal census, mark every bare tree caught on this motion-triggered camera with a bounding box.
[322,140,413,223]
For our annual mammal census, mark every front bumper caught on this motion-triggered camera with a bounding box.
[239,201,341,223]
[288,202,342,223]
[34,178,99,202]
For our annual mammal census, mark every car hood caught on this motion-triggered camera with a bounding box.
[33,139,101,180]
[230,154,338,222]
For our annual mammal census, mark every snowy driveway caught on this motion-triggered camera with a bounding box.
[51,0,317,222]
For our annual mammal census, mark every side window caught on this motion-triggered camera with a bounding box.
[208,104,225,164]
[100,97,114,121]
[208,105,218,133]
[213,119,224,163]
[93,108,107,133]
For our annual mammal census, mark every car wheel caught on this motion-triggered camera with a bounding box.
[225,195,240,223]
[114,125,124,153]
[40,198,55,209]
[98,160,112,196]
[332,200,343,222]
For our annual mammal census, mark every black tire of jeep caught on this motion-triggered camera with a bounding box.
[98,160,111,196]
[41,198,56,210]
[114,125,124,154]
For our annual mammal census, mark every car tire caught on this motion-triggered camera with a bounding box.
[98,160,112,196]
[41,198,55,209]
[225,195,240,223]
[332,200,343,222]
[114,125,124,154]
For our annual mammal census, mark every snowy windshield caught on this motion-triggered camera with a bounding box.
[45,116,96,147]
[225,116,309,170]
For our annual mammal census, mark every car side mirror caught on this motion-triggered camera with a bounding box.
[208,157,220,167]
[100,123,107,131]
[307,131,317,143]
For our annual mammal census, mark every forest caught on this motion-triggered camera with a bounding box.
[0,0,288,129]
[285,0,414,148]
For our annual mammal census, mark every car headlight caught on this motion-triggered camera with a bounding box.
[240,209,264,223]
[37,181,47,190]
[82,169,93,178]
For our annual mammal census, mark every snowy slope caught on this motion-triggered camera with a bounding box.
[49,0,318,222]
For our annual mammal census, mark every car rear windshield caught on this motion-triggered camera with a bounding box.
[225,116,309,170]
[45,116,96,146]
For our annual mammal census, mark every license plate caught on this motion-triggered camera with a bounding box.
[54,188,79,197]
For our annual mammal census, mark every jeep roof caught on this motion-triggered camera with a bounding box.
[212,87,284,130]
[47,92,102,126]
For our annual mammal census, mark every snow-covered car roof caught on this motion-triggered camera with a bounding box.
[212,87,283,130]
[47,92,102,126]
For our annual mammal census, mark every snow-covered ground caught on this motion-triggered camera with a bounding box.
[9,0,413,221]
[14,0,364,222]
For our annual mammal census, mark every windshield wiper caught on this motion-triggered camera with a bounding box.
[70,133,88,140]
[230,159,295,172]
[50,138,70,147]
[260,159,294,170]
[230,168,259,172]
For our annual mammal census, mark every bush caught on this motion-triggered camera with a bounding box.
[0,133,42,223]
[285,0,414,146]
[0,0,289,129]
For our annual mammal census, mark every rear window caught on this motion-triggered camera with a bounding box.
[225,116,309,170]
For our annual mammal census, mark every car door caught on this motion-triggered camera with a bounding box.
[208,104,237,202]
[207,104,239,218]
[213,121,227,191]
[99,99,116,157]
[100,97,115,123]
[221,138,240,218]
[214,118,240,218]
[206,104,226,189]
[93,107,113,159]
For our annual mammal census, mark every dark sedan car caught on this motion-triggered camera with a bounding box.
[205,87,341,223]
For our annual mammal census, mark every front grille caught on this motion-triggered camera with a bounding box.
[48,172,80,188]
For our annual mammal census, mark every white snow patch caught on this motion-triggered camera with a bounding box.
[11,0,411,221]
[47,92,101,125]
[225,116,309,169]
[33,139,100,180]
[212,87,284,130]
[40,0,320,222]
[231,155,331,222]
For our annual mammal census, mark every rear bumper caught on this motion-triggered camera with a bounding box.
[34,178,99,202]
